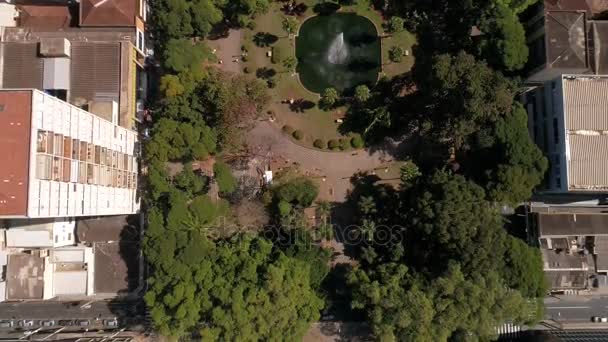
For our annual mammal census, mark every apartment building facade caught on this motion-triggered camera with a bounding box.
[0,89,139,219]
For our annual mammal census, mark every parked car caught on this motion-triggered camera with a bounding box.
[103,319,118,328]
[18,320,35,328]
[0,320,13,328]
[592,316,601,322]
[77,320,90,327]
[601,317,607,323]
[40,320,55,327]
[58,320,74,326]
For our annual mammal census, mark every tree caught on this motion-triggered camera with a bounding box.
[163,39,213,73]
[282,56,297,72]
[159,74,186,97]
[153,0,193,40]
[272,177,319,208]
[213,161,237,194]
[144,234,324,338]
[282,16,299,36]
[503,236,547,298]
[387,16,405,33]
[485,103,548,203]
[414,51,517,144]
[147,119,217,162]
[479,3,529,71]
[388,46,404,62]
[354,84,371,103]
[173,163,207,199]
[320,87,339,109]
[190,0,223,37]
[189,195,229,226]
[348,262,531,341]
[403,170,508,275]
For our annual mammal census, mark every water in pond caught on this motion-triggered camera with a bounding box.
[296,13,381,93]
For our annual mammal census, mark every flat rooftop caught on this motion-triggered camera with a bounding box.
[563,76,608,191]
[0,90,32,216]
[76,215,139,243]
[6,253,44,300]
[94,242,139,294]
[538,213,608,236]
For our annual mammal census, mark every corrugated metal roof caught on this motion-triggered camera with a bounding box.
[563,77,608,130]
[69,42,120,106]
[1,42,43,89]
[563,77,608,190]
[568,135,608,189]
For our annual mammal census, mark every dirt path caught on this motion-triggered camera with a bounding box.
[247,121,393,201]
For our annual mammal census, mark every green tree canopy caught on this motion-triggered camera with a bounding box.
[163,39,214,73]
[152,0,193,41]
[213,161,237,193]
[354,84,371,104]
[479,3,529,71]
[146,118,217,162]
[503,236,547,298]
[190,0,223,37]
[144,233,323,338]
[415,51,517,144]
[320,87,339,109]
[272,176,319,208]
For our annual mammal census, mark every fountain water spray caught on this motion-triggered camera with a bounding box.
[327,33,348,64]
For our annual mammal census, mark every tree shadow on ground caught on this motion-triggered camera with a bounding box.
[289,99,316,113]
[253,32,279,47]
[313,2,341,15]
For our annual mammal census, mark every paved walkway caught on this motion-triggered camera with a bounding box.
[247,121,392,201]
[207,29,243,73]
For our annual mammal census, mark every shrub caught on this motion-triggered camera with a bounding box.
[271,46,285,64]
[243,66,251,73]
[313,139,325,149]
[339,138,349,150]
[328,139,339,150]
[241,55,248,62]
[388,16,405,33]
[282,125,295,135]
[213,161,237,194]
[293,130,304,140]
[267,78,277,88]
[389,46,404,63]
[351,135,364,148]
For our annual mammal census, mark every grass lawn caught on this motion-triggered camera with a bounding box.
[239,0,415,149]
[381,30,416,77]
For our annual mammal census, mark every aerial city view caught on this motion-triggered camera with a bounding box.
[0,0,607,341]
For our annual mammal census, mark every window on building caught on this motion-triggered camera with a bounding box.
[53,133,63,156]
[136,29,145,52]
[37,130,48,153]
[35,155,52,180]
[553,118,559,144]
[68,233,72,240]
[555,177,561,189]
[54,235,58,243]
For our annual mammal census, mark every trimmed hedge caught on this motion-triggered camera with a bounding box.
[293,130,304,140]
[351,135,364,148]
[327,139,339,150]
[282,125,295,135]
[339,138,349,150]
[313,139,325,149]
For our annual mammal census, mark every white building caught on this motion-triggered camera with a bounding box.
[524,75,608,193]
[5,245,94,300]
[5,219,75,248]
[0,89,139,218]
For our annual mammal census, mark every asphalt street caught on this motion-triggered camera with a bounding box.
[545,295,608,323]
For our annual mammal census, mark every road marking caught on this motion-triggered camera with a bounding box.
[546,306,591,309]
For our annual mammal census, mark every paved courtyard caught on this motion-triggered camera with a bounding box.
[246,121,394,202]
